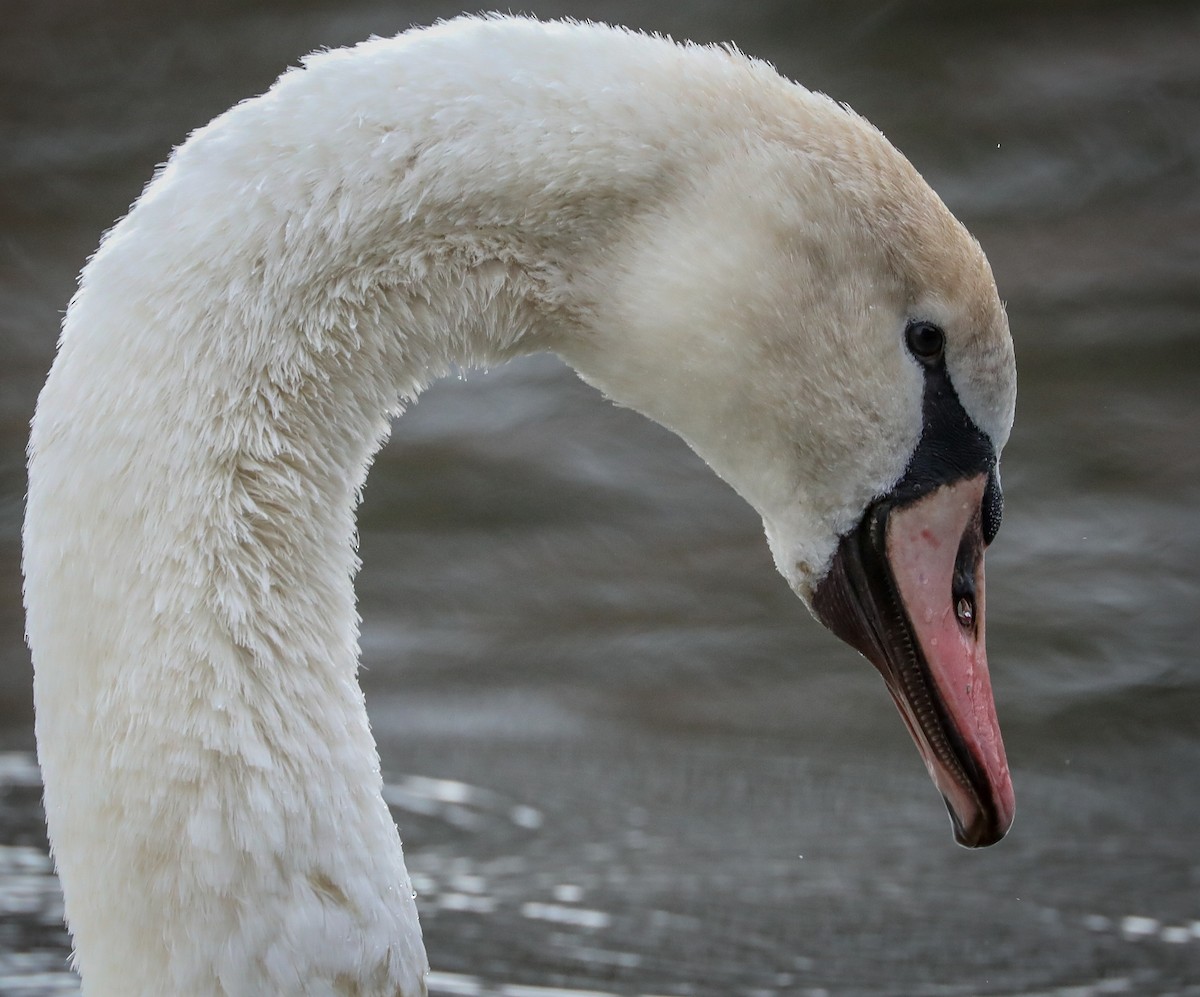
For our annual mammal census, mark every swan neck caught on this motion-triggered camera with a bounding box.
[19,29,681,997]
[24,18,823,995]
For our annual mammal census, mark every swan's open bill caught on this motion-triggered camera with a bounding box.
[814,475,1013,846]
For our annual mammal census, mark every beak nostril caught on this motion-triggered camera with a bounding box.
[955,595,975,629]
[951,507,983,633]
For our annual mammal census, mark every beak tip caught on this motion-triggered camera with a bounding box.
[946,795,1014,849]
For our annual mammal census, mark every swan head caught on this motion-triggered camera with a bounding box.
[563,93,1016,847]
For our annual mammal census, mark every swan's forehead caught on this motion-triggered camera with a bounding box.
[891,217,1015,452]
[745,80,1017,449]
[799,108,1016,451]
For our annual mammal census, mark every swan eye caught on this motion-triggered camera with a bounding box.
[905,321,945,364]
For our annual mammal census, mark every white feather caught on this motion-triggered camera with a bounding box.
[24,15,1013,996]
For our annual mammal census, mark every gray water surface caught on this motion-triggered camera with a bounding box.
[2,2,1199,995]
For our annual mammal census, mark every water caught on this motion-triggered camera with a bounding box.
[2,1,1199,994]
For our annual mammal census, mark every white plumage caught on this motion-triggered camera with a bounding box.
[24,15,1015,996]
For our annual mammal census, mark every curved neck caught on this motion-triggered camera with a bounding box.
[24,19,788,997]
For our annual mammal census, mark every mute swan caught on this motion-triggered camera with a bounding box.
[24,14,1016,997]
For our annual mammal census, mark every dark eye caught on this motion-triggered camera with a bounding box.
[905,321,945,364]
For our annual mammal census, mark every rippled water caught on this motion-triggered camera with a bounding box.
[2,2,1199,995]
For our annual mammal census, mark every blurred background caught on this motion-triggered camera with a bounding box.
[2,1,1199,994]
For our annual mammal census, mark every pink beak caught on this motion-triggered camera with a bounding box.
[814,472,1014,847]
